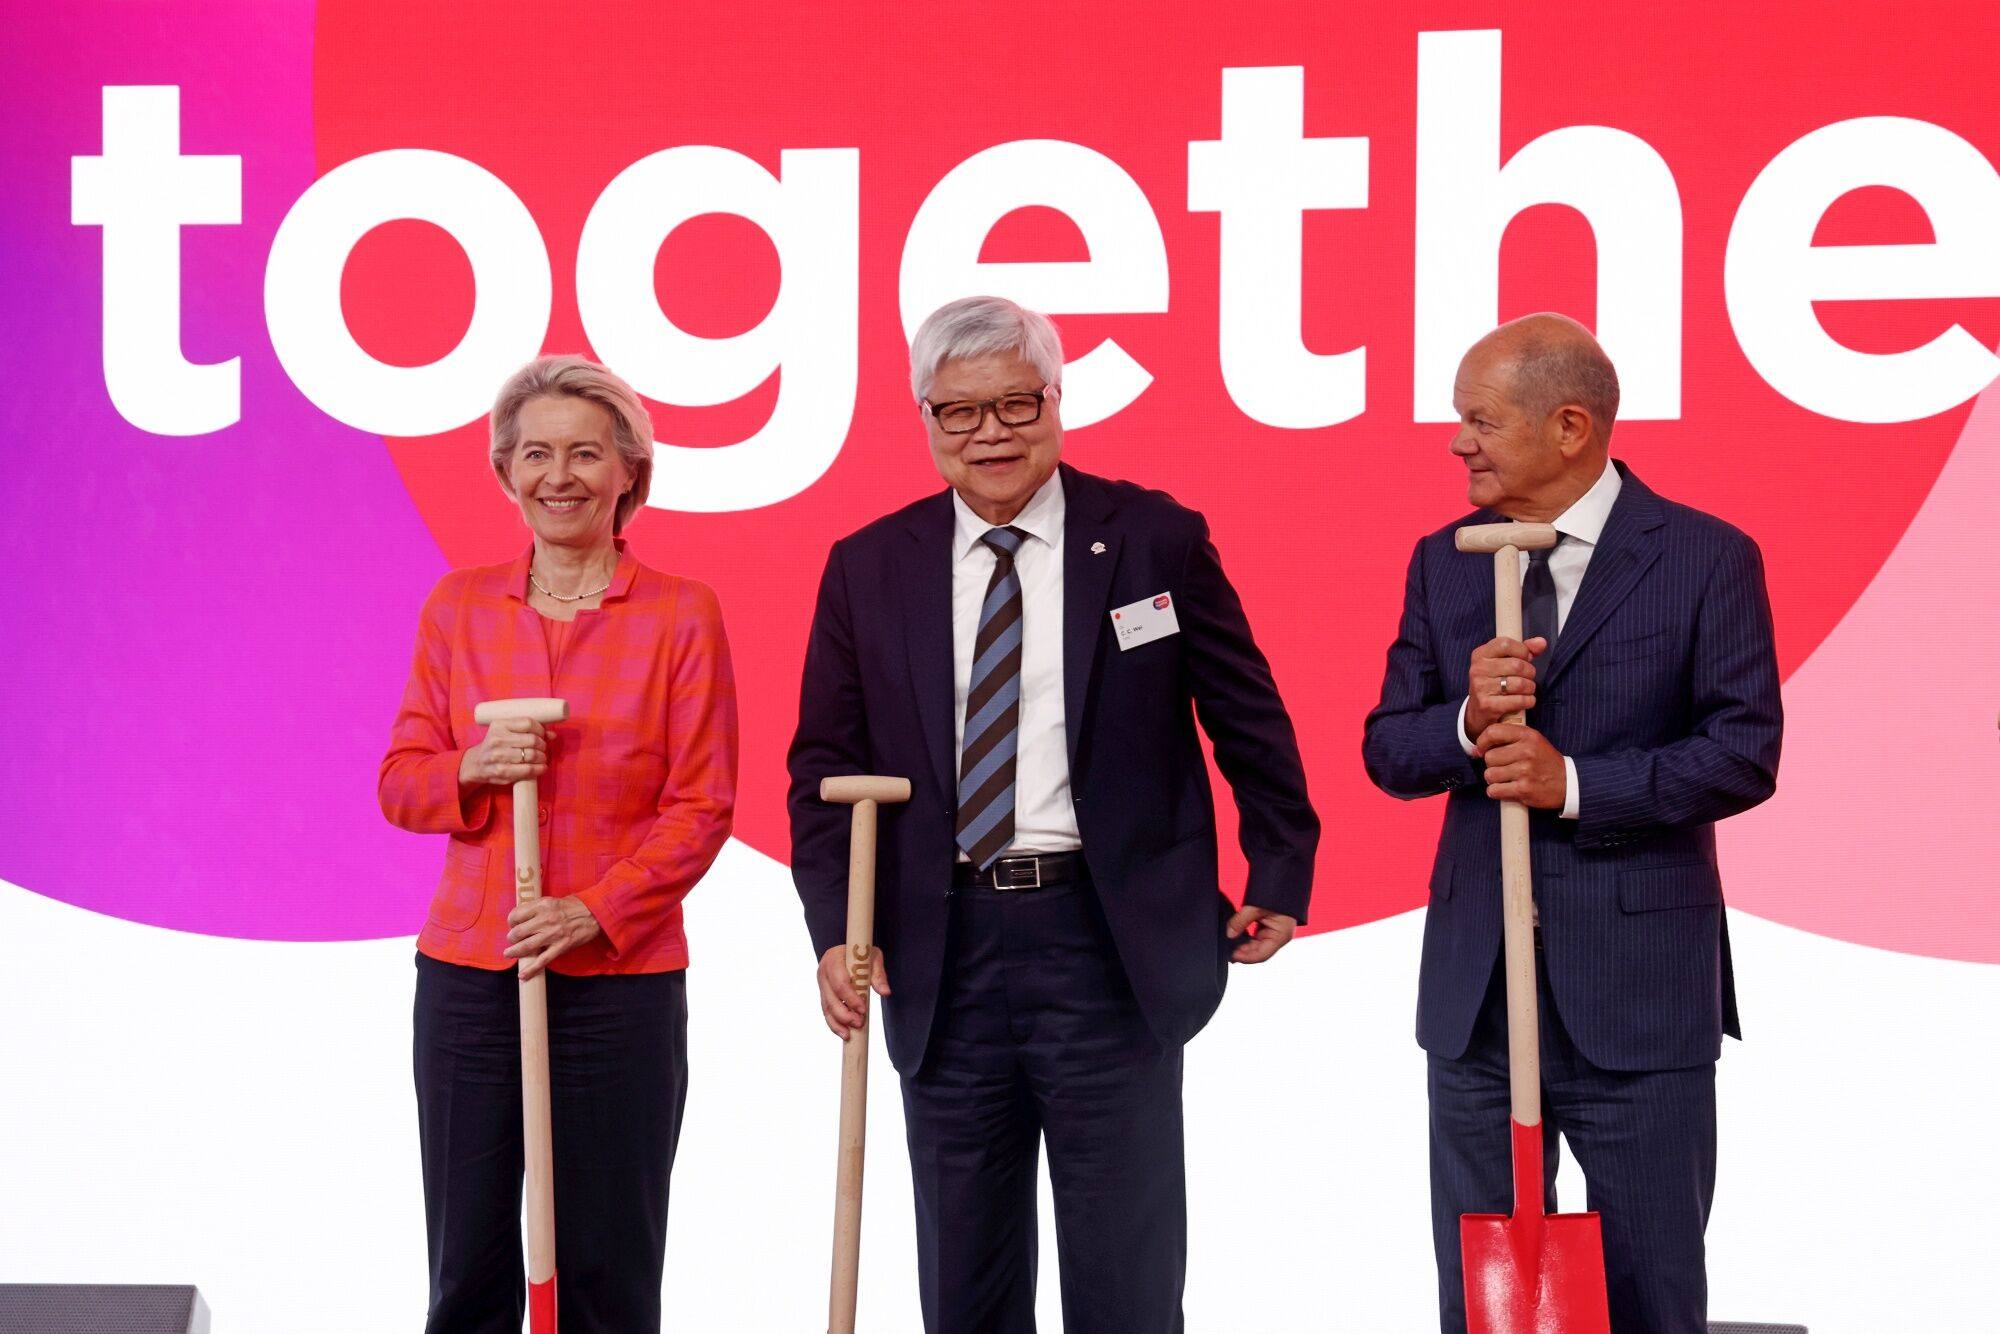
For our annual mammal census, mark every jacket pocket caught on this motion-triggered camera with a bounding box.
[1592,628,1669,665]
[1617,860,1721,913]
[1429,854,1454,902]
[1122,826,1214,880]
[430,838,489,932]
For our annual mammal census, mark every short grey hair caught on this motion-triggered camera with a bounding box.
[1504,322,1621,446]
[909,295,1064,402]
[490,355,654,534]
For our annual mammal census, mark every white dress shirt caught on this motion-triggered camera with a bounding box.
[1457,461,1625,820]
[952,471,1081,856]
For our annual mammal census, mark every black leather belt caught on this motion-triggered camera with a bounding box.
[952,851,1086,891]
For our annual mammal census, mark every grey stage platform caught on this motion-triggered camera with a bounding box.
[0,1285,1803,1332]
[0,1285,209,1333]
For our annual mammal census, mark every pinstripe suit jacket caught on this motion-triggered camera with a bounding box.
[1363,464,1782,1072]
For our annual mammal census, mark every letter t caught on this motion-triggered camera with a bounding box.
[72,86,241,435]
[1189,67,1370,428]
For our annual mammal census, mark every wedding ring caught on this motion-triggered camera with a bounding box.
[519,746,529,763]
[1499,677,1510,695]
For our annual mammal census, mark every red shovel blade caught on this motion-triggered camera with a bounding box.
[529,1273,557,1334]
[1460,1121,1610,1334]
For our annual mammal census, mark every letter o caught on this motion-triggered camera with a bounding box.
[265,150,551,436]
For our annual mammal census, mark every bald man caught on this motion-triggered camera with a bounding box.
[1363,314,1783,1333]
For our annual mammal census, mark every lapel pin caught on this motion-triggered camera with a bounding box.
[1090,541,1106,555]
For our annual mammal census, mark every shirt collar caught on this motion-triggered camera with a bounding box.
[1549,459,1623,547]
[505,537,638,603]
[951,470,1065,563]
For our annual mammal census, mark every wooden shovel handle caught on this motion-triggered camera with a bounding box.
[1489,544,1543,1130]
[828,798,878,1334]
[513,775,558,1307]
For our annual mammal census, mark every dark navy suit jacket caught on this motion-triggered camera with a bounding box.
[790,464,1320,1073]
[1362,464,1782,1072]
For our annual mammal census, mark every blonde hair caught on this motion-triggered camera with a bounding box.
[490,355,654,533]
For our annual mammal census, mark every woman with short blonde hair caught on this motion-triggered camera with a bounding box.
[382,354,738,1333]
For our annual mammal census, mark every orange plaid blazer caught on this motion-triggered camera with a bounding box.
[380,542,737,974]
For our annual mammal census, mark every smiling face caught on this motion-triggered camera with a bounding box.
[1450,343,1584,521]
[922,350,1063,525]
[503,394,634,551]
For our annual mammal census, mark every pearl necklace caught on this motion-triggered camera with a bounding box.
[529,562,613,603]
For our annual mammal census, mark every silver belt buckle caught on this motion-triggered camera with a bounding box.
[995,856,1042,891]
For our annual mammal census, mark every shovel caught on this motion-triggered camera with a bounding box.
[818,775,912,1334]
[1453,523,1611,1334]
[474,695,569,1334]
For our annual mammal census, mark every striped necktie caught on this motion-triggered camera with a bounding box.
[956,525,1027,869]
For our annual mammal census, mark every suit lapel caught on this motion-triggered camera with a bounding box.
[901,493,959,803]
[1060,465,1121,779]
[1540,465,1665,688]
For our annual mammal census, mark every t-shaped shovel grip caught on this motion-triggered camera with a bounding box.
[818,776,913,973]
[470,698,572,905]
[1453,524,1557,1131]
[819,775,910,1334]
[472,697,570,728]
[473,696,569,1332]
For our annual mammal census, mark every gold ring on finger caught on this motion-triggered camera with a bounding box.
[1500,677,1510,694]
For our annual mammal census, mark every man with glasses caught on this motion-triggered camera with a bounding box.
[789,295,1320,1333]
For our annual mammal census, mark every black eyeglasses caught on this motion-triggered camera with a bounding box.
[922,388,1049,434]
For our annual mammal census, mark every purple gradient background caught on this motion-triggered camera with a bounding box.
[3,2,1995,961]
[0,2,448,938]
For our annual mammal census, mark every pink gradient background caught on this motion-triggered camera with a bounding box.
[2,1,1995,962]
[1722,364,2000,958]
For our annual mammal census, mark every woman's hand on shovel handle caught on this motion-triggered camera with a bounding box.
[505,896,601,980]
[1226,906,1297,963]
[819,944,891,1038]
[460,719,549,788]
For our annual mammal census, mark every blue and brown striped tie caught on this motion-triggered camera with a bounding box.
[956,526,1027,869]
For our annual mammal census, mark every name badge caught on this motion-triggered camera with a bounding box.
[1111,591,1181,651]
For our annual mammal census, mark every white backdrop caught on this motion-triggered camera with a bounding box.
[5,841,1995,1331]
